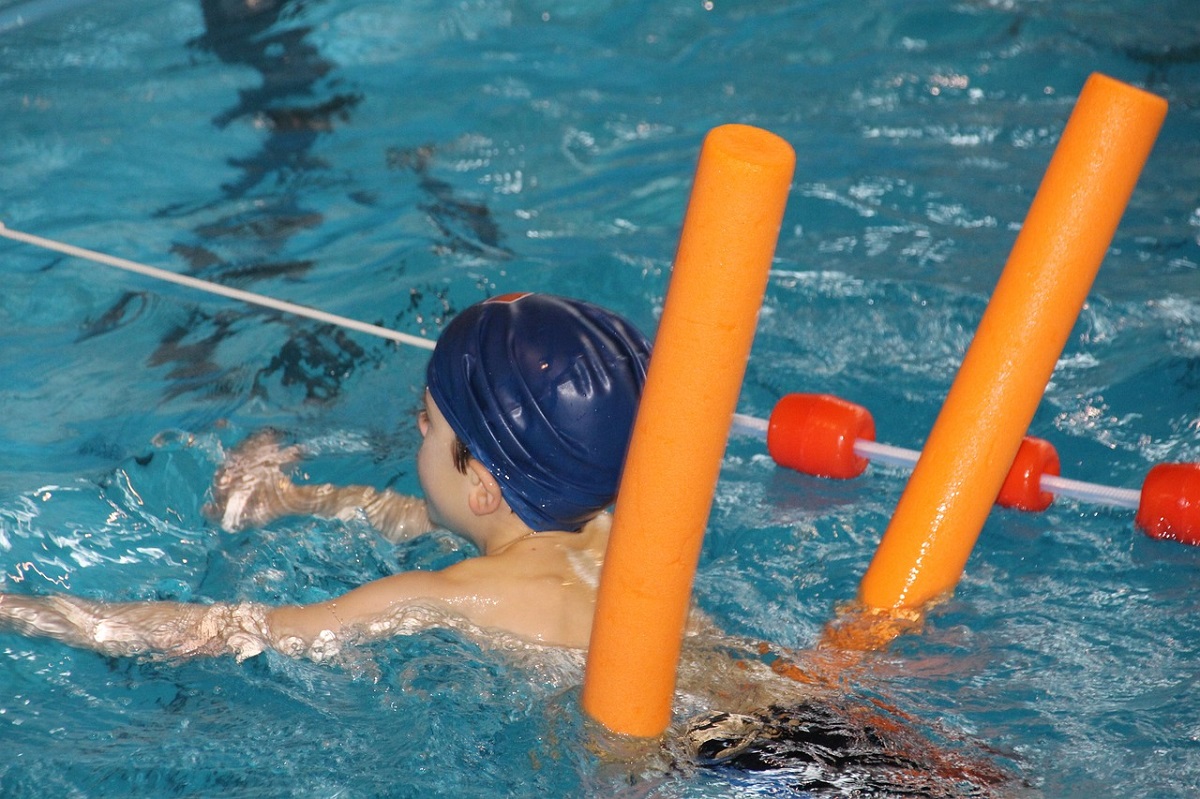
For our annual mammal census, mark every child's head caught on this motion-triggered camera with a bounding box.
[426,293,651,532]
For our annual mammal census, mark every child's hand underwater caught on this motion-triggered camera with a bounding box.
[204,429,304,533]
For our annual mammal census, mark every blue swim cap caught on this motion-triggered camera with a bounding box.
[426,293,651,532]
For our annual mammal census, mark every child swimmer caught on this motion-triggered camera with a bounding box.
[0,292,651,658]
[0,291,1017,794]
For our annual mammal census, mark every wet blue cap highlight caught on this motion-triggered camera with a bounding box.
[426,293,651,532]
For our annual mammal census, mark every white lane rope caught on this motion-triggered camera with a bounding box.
[0,222,436,350]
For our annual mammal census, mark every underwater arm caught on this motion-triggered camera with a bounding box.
[0,592,273,661]
[217,479,435,543]
[206,430,433,542]
[0,590,377,662]
[282,483,433,543]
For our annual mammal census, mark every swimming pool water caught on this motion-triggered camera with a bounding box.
[1,0,1198,796]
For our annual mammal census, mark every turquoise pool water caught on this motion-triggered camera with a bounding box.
[1,0,1198,796]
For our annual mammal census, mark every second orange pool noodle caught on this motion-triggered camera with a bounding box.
[858,74,1167,614]
[582,124,795,737]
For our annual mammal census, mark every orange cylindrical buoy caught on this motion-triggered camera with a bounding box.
[996,436,1061,512]
[582,125,795,737]
[768,393,876,479]
[856,74,1167,616]
[1137,463,1200,545]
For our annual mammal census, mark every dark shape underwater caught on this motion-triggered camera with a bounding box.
[688,700,1021,797]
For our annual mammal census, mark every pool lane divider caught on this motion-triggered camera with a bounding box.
[828,73,1169,647]
[581,124,795,738]
[2,221,1191,540]
[751,395,1200,543]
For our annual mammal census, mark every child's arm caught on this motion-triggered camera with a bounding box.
[232,481,434,544]
[205,431,433,542]
[0,592,272,661]
[0,561,527,660]
[267,558,567,647]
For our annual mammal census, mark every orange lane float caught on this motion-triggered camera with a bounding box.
[848,73,1168,626]
[582,124,795,738]
[767,393,876,479]
[996,436,1061,512]
[765,392,1199,539]
[1137,464,1200,546]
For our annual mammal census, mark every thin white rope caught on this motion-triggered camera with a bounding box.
[0,222,436,350]
[1040,473,1141,510]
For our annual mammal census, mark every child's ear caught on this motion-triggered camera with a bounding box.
[465,459,503,516]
